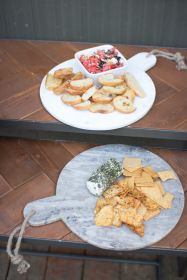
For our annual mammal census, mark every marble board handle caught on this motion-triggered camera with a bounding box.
[23,196,64,226]
[127,52,157,72]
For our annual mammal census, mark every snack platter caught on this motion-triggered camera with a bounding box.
[24,144,184,251]
[40,45,156,131]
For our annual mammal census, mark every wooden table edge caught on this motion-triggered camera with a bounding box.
[0,119,187,150]
[0,235,186,257]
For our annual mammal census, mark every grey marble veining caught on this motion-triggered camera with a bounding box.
[24,144,184,251]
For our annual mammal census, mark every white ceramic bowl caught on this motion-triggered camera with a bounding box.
[74,44,128,82]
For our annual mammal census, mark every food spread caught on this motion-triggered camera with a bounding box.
[91,156,176,237]
[79,47,124,74]
[87,158,122,196]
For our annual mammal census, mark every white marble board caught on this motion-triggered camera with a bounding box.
[24,144,184,251]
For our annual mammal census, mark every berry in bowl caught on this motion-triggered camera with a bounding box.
[74,45,128,82]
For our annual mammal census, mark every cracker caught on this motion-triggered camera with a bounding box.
[135,171,153,184]
[154,180,165,195]
[137,203,147,217]
[161,192,174,208]
[141,196,160,211]
[123,168,142,177]
[143,166,158,179]
[123,157,142,172]
[127,177,135,189]
[137,186,173,209]
[95,205,114,226]
[103,184,124,199]
[118,196,141,209]
[158,170,177,181]
[94,198,107,215]
[144,209,160,221]
[136,182,154,187]
[113,207,122,227]
[120,208,144,227]
[127,224,144,237]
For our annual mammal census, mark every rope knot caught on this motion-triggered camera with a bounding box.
[11,254,31,274]
[147,49,187,71]
[6,209,36,274]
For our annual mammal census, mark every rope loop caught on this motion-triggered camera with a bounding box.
[147,49,187,70]
[6,209,35,274]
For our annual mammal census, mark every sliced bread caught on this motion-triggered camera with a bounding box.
[70,78,93,91]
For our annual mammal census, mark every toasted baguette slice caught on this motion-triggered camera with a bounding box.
[61,93,81,105]
[73,100,91,110]
[70,78,93,91]
[125,72,146,97]
[54,68,73,79]
[89,103,114,114]
[98,74,124,86]
[92,91,113,104]
[113,96,135,113]
[45,74,62,90]
[71,72,85,80]
[82,86,97,101]
[65,87,85,95]
[123,89,136,102]
[102,84,126,95]
[53,80,70,94]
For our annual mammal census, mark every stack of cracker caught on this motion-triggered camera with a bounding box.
[94,157,176,237]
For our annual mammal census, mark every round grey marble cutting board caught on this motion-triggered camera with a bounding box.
[24,144,184,251]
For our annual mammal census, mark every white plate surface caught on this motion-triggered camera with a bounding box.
[40,59,156,130]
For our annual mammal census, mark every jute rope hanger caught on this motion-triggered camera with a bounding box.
[6,210,35,274]
[147,49,187,70]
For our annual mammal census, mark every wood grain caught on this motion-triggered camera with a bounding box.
[0,174,12,197]
[0,138,41,188]
[0,173,55,233]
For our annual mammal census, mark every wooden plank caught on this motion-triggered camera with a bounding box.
[0,46,22,79]
[37,141,74,169]
[0,85,41,119]
[45,257,83,280]
[24,221,70,240]
[83,260,120,280]
[0,173,55,234]
[63,232,83,243]
[28,41,76,64]
[20,139,61,182]
[0,174,12,197]
[178,239,187,250]
[0,248,10,280]
[0,70,38,103]
[0,41,55,79]
[62,142,97,157]
[0,138,41,188]
[120,262,156,280]
[132,89,187,130]
[150,148,187,191]
[23,107,56,122]
[148,48,187,91]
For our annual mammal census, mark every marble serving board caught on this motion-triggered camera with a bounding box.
[24,144,184,251]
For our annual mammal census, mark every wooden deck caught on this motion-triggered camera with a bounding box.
[1,240,186,280]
